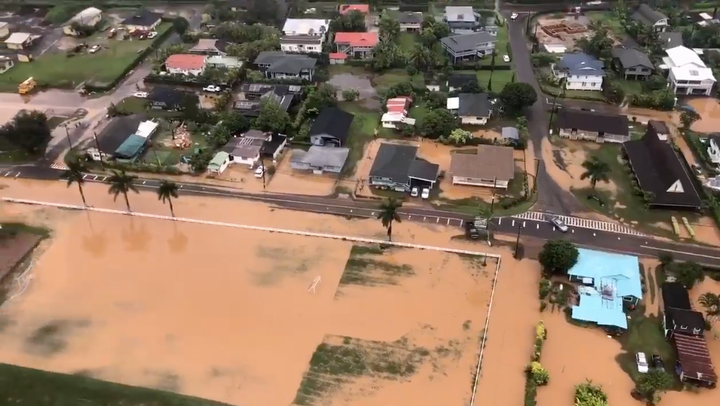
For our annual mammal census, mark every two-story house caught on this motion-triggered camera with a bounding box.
[440,32,497,64]
[552,52,604,91]
[555,109,630,143]
[611,48,654,80]
[0,56,14,74]
[280,18,329,54]
[631,4,669,33]
[444,6,479,33]
[190,38,230,56]
[334,32,378,59]
[399,12,423,32]
[254,51,317,81]
[233,83,301,117]
[663,46,716,96]
[165,54,207,76]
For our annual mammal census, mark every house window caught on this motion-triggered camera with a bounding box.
[582,82,587,86]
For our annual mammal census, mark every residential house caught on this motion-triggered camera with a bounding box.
[659,31,683,49]
[113,119,159,161]
[62,7,103,36]
[660,282,717,387]
[339,4,369,15]
[254,51,317,80]
[190,39,230,56]
[441,32,497,63]
[281,18,329,53]
[260,133,288,161]
[369,143,439,192]
[309,107,355,146]
[449,145,515,188]
[542,43,567,54]
[329,53,348,64]
[555,109,629,143]
[501,127,520,144]
[480,17,499,36]
[447,93,492,125]
[399,12,423,32]
[4,33,35,50]
[552,52,604,91]
[631,4,669,32]
[690,11,720,27]
[233,83,300,117]
[707,133,720,164]
[447,72,478,92]
[611,48,653,80]
[290,146,350,174]
[662,46,715,96]
[0,22,9,39]
[147,88,189,110]
[624,126,702,210]
[219,130,285,169]
[334,32,378,59]
[381,96,416,129]
[206,55,242,69]
[0,56,14,74]
[444,6,478,32]
[648,120,671,141]
[165,54,206,75]
[569,248,642,330]
[121,9,163,32]
[208,151,231,174]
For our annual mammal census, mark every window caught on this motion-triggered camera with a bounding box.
[582,82,587,86]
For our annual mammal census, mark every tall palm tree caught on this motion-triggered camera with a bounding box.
[580,157,611,193]
[107,170,139,212]
[377,198,402,242]
[157,180,179,217]
[699,292,720,316]
[64,160,88,206]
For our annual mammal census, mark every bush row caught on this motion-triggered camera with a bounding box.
[524,321,548,406]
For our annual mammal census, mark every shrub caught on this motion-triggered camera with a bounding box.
[539,301,547,312]
[342,88,360,101]
[526,362,550,386]
[538,278,551,300]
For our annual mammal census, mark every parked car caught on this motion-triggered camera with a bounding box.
[465,222,480,240]
[510,12,519,20]
[254,166,265,178]
[503,54,510,63]
[692,164,703,176]
[411,187,419,197]
[147,31,158,39]
[421,188,430,199]
[636,352,649,373]
[89,45,101,54]
[203,85,221,93]
[133,92,148,98]
[651,354,664,370]
[550,216,568,232]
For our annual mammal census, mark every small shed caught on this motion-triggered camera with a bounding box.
[208,151,230,174]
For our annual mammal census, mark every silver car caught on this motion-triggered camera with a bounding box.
[550,216,568,232]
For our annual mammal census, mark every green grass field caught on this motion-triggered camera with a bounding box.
[0,363,233,406]
[0,23,171,92]
[338,101,398,177]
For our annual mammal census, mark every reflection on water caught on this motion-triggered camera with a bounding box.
[688,98,720,133]
[121,217,151,253]
[167,227,188,254]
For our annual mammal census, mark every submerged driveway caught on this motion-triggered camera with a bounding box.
[506,12,586,215]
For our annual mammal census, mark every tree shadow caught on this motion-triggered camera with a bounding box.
[81,212,107,258]
[167,222,187,254]
[121,217,151,253]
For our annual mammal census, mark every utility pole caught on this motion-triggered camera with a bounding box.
[64,125,73,150]
[514,222,522,259]
[93,132,104,167]
[260,155,266,190]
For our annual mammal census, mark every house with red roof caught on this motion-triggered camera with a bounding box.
[333,32,377,60]
[339,4,370,15]
[381,96,416,129]
[165,54,207,76]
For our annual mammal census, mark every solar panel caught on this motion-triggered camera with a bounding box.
[235,102,255,109]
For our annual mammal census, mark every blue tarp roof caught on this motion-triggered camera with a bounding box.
[568,248,641,329]
[114,134,147,159]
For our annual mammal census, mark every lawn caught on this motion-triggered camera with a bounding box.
[476,69,515,93]
[586,11,627,39]
[371,69,425,93]
[339,101,398,177]
[398,32,418,53]
[0,363,233,406]
[0,23,171,92]
[478,24,510,68]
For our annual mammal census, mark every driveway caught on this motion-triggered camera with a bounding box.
[506,12,586,215]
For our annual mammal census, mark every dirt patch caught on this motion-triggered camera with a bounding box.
[535,15,593,50]
[541,138,618,197]
[266,152,337,196]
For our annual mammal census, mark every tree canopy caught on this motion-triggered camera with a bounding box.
[635,370,674,404]
[254,99,290,133]
[499,83,537,116]
[330,11,366,32]
[0,110,52,155]
[538,240,579,275]
[580,157,611,191]
[419,109,457,139]
[574,381,608,406]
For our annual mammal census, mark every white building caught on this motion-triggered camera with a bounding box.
[62,7,103,36]
[707,134,720,164]
[662,46,716,96]
[280,18,329,54]
[380,97,416,129]
[552,52,605,91]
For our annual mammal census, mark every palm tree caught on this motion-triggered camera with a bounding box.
[64,160,89,206]
[377,198,402,242]
[157,180,179,217]
[410,44,434,71]
[580,157,611,193]
[699,292,720,316]
[107,170,139,212]
[378,15,400,41]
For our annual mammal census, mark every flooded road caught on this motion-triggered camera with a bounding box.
[688,98,720,134]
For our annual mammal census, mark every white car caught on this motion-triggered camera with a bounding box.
[421,188,430,199]
[636,352,649,374]
[203,85,221,93]
[254,166,265,178]
[510,12,519,20]
[503,54,510,63]
[89,45,101,54]
[147,31,158,39]
[550,216,568,233]
[133,91,148,98]
[410,187,419,197]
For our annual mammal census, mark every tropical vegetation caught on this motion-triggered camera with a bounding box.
[377,198,402,242]
[107,170,139,211]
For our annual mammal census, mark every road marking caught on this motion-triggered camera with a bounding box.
[445,218,449,225]
[143,181,146,185]
[498,218,502,225]
[3,172,10,177]
[523,221,526,227]
[82,174,88,179]
[512,211,645,236]
[14,172,20,178]
[423,216,427,221]
[93,175,98,180]
[436,217,440,223]
[641,245,720,260]
[511,219,515,227]
[536,223,539,229]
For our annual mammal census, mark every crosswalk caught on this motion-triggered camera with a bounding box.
[50,163,69,170]
[512,211,646,236]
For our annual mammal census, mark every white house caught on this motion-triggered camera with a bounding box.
[381,97,416,129]
[165,54,206,75]
[448,93,493,125]
[663,46,716,96]
[208,151,231,174]
[62,7,103,36]
[707,134,720,164]
[0,56,14,74]
[280,18,329,54]
[552,52,605,91]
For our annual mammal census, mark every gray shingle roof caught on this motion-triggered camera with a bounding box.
[631,4,667,26]
[255,51,317,75]
[440,32,497,52]
[291,146,350,169]
[399,12,424,24]
[458,93,492,117]
[557,52,605,76]
[659,31,683,49]
[612,48,653,69]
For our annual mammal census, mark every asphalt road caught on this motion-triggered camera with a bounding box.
[5,165,720,266]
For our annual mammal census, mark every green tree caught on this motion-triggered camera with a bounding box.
[419,109,458,139]
[157,180,179,218]
[460,80,483,94]
[378,14,400,41]
[410,44,435,71]
[448,128,473,145]
[538,240,579,275]
[342,89,360,101]
[680,110,701,133]
[574,381,608,406]
[499,83,538,116]
[699,292,720,316]
[330,10,366,32]
[669,261,705,289]
[634,369,674,404]
[580,157,610,192]
[0,110,52,155]
[254,99,290,133]
[190,149,213,173]
[64,159,89,206]
[377,198,402,242]
[107,170,139,212]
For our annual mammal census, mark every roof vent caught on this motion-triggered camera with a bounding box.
[679,324,688,330]
[693,328,702,334]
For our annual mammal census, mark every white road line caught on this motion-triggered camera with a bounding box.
[536,223,539,229]
[641,245,720,260]
[436,217,440,223]
[3,172,10,177]
[82,174,88,179]
[14,172,20,178]
[423,216,427,221]
[143,181,146,185]
[93,175,98,180]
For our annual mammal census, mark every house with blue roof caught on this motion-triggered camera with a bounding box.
[568,248,642,330]
[551,52,605,91]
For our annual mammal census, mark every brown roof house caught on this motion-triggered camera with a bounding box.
[165,54,207,76]
[449,145,515,189]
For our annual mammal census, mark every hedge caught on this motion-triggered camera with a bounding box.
[524,321,548,406]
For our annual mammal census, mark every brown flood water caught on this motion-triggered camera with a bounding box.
[688,98,720,134]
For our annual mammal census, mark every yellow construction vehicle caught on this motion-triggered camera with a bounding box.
[18,77,36,95]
